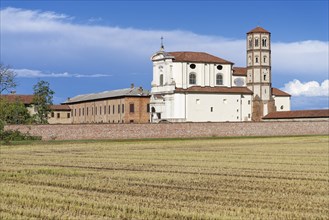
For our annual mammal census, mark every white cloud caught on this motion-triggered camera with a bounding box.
[282,79,329,96]
[14,68,111,78]
[1,7,328,79]
[272,41,329,75]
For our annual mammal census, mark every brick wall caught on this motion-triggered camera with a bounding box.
[5,121,328,141]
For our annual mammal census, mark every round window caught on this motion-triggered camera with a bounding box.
[217,65,223,70]
[190,64,196,69]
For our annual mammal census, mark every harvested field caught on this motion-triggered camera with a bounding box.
[0,136,328,219]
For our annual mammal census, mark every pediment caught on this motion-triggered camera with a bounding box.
[151,51,174,61]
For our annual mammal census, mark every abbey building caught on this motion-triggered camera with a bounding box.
[149,27,291,122]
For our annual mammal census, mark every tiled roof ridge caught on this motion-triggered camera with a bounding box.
[0,94,35,105]
[263,109,329,119]
[168,51,234,64]
[271,88,291,97]
[247,26,270,34]
[232,67,247,76]
[64,87,150,104]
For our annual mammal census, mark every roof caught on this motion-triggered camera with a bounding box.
[0,94,34,105]
[247,26,270,34]
[263,109,329,120]
[271,88,291,97]
[168,52,234,64]
[50,105,71,111]
[175,86,253,95]
[233,67,247,76]
[64,87,150,104]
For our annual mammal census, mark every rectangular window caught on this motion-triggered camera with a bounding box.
[108,105,111,114]
[113,105,115,114]
[67,113,70,118]
[57,113,60,118]
[210,107,213,112]
[248,113,251,118]
[118,104,120,113]
[79,108,81,116]
[100,106,102,115]
[51,112,54,117]
[104,106,106,114]
[248,100,251,105]
[74,109,76,116]
[130,103,135,113]
[264,75,266,80]
[92,107,94,115]
[122,104,124,113]
[82,108,84,116]
[147,104,150,112]
[130,120,134,123]
[87,107,88,116]
[95,107,97,115]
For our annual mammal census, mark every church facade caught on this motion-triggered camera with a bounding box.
[149,27,291,123]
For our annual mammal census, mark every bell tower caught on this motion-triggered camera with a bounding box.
[246,26,275,121]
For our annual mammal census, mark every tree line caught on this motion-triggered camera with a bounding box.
[0,63,55,125]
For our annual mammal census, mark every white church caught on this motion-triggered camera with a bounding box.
[149,26,291,123]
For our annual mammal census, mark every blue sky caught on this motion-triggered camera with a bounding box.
[1,0,328,110]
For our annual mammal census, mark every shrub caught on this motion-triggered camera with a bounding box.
[0,128,41,144]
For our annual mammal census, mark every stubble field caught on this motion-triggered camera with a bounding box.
[0,136,328,219]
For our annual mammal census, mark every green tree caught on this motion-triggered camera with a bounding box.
[0,63,17,95]
[0,98,32,124]
[33,80,54,124]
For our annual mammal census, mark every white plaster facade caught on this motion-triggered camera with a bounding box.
[273,96,291,111]
[150,27,291,123]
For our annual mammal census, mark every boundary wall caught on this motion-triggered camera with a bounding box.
[5,121,329,141]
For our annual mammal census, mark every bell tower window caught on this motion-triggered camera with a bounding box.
[159,74,164,86]
[255,38,259,47]
[262,38,267,47]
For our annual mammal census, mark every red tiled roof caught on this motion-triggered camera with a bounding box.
[168,52,234,64]
[233,67,247,76]
[247,26,270,34]
[0,94,34,105]
[263,109,329,119]
[50,105,71,111]
[271,88,291,97]
[175,86,253,94]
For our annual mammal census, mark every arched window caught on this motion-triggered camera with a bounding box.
[189,73,196,85]
[216,74,223,85]
[262,38,267,47]
[248,39,252,48]
[255,56,259,63]
[263,56,267,63]
[159,74,164,86]
[255,38,259,47]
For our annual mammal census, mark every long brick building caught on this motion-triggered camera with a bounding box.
[62,85,150,124]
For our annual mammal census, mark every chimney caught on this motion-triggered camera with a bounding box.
[138,86,143,93]
[131,83,134,88]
